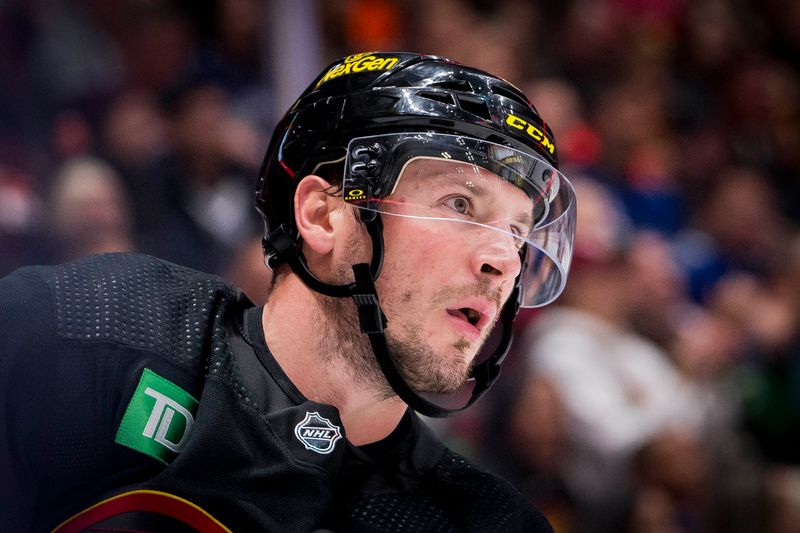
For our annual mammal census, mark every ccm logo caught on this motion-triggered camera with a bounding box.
[505,114,555,155]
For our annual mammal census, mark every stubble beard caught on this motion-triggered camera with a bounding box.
[314,257,503,398]
[314,289,471,398]
[315,292,393,398]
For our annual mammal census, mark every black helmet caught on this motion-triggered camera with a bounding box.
[257,52,558,245]
[255,52,575,417]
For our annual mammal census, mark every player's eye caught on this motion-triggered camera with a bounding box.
[443,195,472,216]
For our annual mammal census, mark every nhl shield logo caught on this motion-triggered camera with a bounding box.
[294,412,343,454]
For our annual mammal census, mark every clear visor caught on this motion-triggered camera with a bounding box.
[342,132,576,307]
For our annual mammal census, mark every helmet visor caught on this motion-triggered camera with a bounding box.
[342,132,576,307]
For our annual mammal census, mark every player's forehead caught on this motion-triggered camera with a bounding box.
[393,157,535,211]
[400,157,484,181]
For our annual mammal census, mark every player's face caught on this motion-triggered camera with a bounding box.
[370,159,532,394]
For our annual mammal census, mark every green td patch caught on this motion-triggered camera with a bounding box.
[115,368,199,464]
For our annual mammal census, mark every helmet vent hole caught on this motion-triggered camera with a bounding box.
[417,91,457,106]
[456,96,491,121]
[490,84,530,107]
[429,80,474,92]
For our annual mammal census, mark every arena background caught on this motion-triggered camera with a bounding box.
[1,1,799,531]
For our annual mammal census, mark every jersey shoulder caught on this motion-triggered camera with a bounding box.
[12,253,240,366]
[0,259,56,343]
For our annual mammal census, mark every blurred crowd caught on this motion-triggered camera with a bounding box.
[2,1,800,532]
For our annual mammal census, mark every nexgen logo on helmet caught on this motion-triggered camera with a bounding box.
[505,114,556,155]
[316,52,400,88]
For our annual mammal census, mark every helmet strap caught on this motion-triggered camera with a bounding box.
[350,261,519,418]
[264,219,384,298]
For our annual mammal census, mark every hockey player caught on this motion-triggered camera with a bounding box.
[0,52,576,532]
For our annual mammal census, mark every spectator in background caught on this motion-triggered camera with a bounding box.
[0,165,43,275]
[100,89,170,242]
[523,78,602,171]
[51,109,95,162]
[47,156,135,262]
[189,0,274,137]
[191,0,267,94]
[114,0,196,94]
[477,371,576,533]
[628,267,765,533]
[715,232,800,532]
[624,234,766,533]
[28,0,125,120]
[722,58,800,224]
[408,0,542,83]
[673,166,789,303]
[522,177,716,532]
[143,75,261,275]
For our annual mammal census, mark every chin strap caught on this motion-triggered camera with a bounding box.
[350,262,517,418]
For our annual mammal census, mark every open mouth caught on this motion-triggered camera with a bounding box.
[449,307,483,327]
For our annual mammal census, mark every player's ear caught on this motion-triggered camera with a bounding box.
[294,175,338,254]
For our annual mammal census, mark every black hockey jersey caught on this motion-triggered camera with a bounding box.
[0,253,552,532]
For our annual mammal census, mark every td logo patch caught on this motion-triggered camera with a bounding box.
[294,411,342,454]
[115,368,199,464]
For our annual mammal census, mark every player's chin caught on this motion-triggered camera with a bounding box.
[412,374,469,395]
[399,354,470,396]
[452,336,488,369]
[423,358,472,395]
